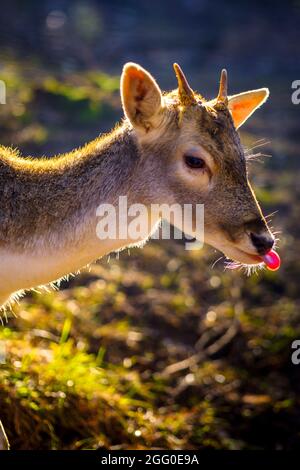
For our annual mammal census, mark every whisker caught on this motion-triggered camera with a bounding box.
[211,255,224,269]
[265,210,279,221]
[224,257,265,276]
[245,139,271,153]
[245,152,272,163]
[224,259,241,270]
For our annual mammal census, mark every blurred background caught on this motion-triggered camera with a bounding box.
[0,0,300,450]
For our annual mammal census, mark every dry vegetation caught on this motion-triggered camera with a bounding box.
[0,51,299,449]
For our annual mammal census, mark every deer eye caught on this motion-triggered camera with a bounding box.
[184,154,206,169]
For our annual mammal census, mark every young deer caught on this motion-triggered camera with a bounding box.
[0,63,277,310]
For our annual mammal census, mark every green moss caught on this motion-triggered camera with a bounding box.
[0,55,299,451]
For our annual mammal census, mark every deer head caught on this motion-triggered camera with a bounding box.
[120,62,275,267]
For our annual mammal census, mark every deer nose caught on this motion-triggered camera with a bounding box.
[250,232,274,256]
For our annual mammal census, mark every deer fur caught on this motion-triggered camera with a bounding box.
[0,62,274,309]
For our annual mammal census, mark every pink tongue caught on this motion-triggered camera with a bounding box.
[262,250,281,271]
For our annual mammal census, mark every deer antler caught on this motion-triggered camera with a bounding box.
[173,63,196,106]
[216,69,228,105]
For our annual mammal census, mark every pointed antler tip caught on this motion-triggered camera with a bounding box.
[173,63,181,74]
[220,68,228,84]
[221,68,228,82]
[216,68,228,105]
[173,63,196,106]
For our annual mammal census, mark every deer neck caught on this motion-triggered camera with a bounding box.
[0,123,159,295]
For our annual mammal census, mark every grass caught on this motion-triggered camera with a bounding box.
[0,59,299,449]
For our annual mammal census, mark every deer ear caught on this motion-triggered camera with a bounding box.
[121,62,163,131]
[228,88,269,129]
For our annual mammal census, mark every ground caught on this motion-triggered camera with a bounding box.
[0,0,300,449]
